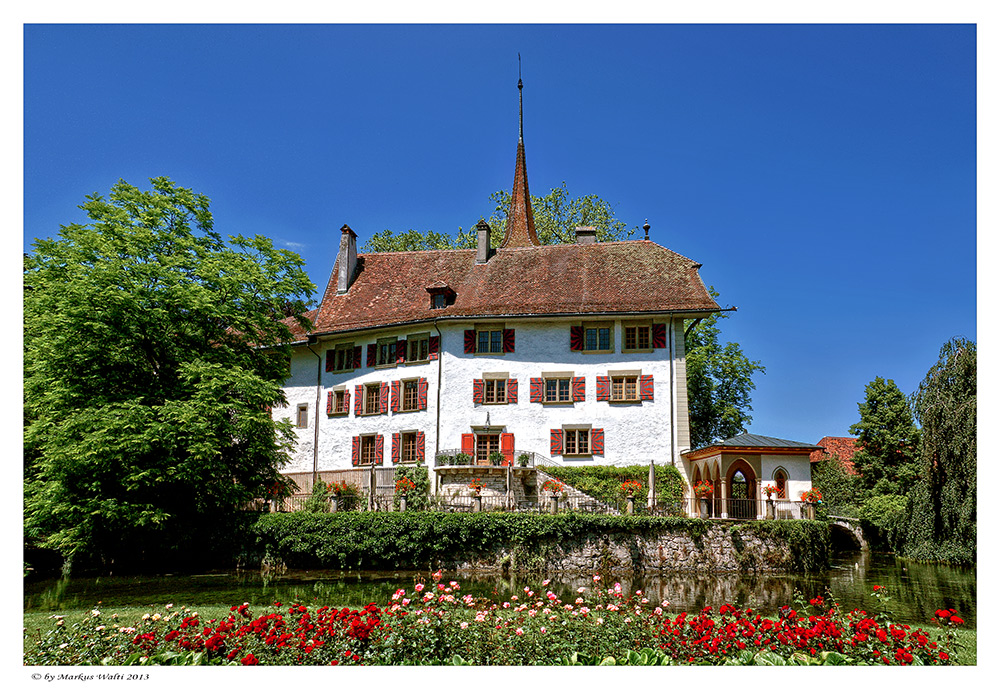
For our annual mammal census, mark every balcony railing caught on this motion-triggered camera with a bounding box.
[433,449,550,468]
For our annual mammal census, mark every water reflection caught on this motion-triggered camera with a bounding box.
[24,550,975,629]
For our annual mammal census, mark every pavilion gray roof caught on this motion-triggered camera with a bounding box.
[697,433,823,451]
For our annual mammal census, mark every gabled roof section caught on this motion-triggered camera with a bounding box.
[302,240,718,339]
[683,433,823,460]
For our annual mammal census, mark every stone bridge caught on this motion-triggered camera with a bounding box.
[828,515,868,551]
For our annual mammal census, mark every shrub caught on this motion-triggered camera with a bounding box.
[544,465,685,513]
[392,466,430,511]
[859,494,909,552]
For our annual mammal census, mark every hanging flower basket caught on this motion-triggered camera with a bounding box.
[800,488,823,504]
[693,480,714,497]
[620,479,642,498]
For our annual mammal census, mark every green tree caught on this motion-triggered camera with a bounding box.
[848,377,921,497]
[903,337,976,564]
[685,292,766,448]
[811,453,862,516]
[360,182,636,252]
[23,177,315,571]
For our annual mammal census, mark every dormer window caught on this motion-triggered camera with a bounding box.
[425,280,456,310]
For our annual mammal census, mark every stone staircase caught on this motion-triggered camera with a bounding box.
[534,469,617,512]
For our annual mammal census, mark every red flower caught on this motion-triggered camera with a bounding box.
[241,653,258,665]
[873,585,884,591]
[950,615,964,625]
[939,652,949,661]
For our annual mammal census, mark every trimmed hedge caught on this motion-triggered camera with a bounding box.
[247,511,829,572]
[543,464,686,513]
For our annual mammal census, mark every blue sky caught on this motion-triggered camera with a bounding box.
[22,23,977,445]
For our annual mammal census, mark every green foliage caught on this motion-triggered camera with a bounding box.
[302,480,331,514]
[904,338,976,565]
[543,464,686,514]
[858,494,910,553]
[23,177,315,570]
[685,288,766,448]
[811,454,862,516]
[486,182,638,245]
[392,466,430,511]
[731,520,832,572]
[360,182,637,253]
[848,377,921,497]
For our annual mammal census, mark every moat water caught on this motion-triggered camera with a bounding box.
[24,550,976,629]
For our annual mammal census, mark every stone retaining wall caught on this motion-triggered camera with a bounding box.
[450,523,800,574]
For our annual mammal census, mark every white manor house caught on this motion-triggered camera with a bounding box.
[275,84,816,513]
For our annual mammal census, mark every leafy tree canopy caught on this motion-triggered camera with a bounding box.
[904,337,976,564]
[361,182,637,252]
[848,377,921,497]
[23,177,315,570]
[685,291,766,449]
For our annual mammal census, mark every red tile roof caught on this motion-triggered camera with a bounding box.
[288,240,718,341]
[810,437,859,475]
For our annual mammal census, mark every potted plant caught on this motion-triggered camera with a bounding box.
[621,479,642,515]
[455,453,472,466]
[799,488,823,520]
[517,453,531,468]
[693,479,714,519]
[488,451,505,467]
[541,479,565,514]
[395,476,416,511]
[469,478,485,512]
[328,480,356,512]
[762,484,779,519]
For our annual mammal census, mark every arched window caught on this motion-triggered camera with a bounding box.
[774,469,788,499]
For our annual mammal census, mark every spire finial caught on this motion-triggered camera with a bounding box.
[500,56,539,249]
[517,53,523,142]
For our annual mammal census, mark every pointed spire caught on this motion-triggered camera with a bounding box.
[501,55,540,248]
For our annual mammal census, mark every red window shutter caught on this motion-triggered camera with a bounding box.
[461,433,475,456]
[571,376,586,402]
[351,436,360,466]
[418,378,428,410]
[367,344,377,367]
[530,377,543,403]
[326,390,334,415]
[325,351,335,372]
[428,335,440,360]
[640,374,654,401]
[464,330,476,354]
[354,385,363,415]
[379,382,389,413]
[570,326,584,351]
[550,429,563,456]
[596,376,611,401]
[375,434,384,465]
[502,328,515,353]
[391,433,400,463]
[344,389,350,414]
[506,378,518,404]
[592,428,605,455]
[473,379,484,404]
[396,341,406,365]
[651,323,667,349]
[391,380,401,413]
[416,431,426,463]
[500,433,515,466]
[353,346,362,369]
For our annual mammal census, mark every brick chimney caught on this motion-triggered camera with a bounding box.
[336,224,358,294]
[575,226,597,244]
[475,219,492,264]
